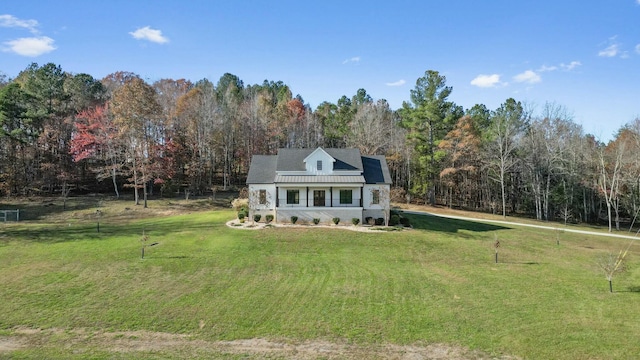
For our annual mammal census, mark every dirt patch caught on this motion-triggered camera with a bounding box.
[3,327,519,359]
[0,337,24,352]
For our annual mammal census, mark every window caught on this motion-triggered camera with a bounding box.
[317,160,322,171]
[372,189,380,205]
[339,189,352,204]
[314,190,326,206]
[259,189,267,205]
[286,189,299,204]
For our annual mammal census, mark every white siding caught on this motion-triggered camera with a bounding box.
[304,149,335,175]
[362,184,390,221]
[248,184,276,219]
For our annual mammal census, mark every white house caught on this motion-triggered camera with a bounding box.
[246,147,391,224]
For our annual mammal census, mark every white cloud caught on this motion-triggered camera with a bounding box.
[537,65,557,72]
[2,36,56,57]
[599,44,620,57]
[385,79,406,87]
[636,44,640,54]
[560,61,582,70]
[342,56,360,64]
[0,14,39,34]
[513,70,541,84]
[129,26,169,44]
[470,74,502,88]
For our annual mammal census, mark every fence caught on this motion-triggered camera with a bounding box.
[0,209,20,222]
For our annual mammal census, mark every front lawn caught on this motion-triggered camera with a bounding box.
[0,199,638,359]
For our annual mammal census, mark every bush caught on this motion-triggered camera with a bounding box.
[400,217,411,227]
[365,217,373,225]
[265,214,274,223]
[253,214,261,222]
[352,218,360,225]
[332,217,340,225]
[238,212,245,220]
[313,218,320,225]
[231,198,249,212]
[291,216,298,224]
[375,218,384,226]
[389,214,400,226]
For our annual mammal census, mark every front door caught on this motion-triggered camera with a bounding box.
[313,190,325,207]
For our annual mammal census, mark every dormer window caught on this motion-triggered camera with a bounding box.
[317,160,322,171]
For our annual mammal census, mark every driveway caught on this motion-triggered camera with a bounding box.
[402,209,640,241]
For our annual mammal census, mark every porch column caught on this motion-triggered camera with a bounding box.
[360,186,364,207]
[306,187,309,207]
[330,187,333,207]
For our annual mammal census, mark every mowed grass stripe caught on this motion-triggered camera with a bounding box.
[1,208,639,359]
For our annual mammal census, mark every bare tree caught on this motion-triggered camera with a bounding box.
[486,99,528,217]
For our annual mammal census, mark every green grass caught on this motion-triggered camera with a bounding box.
[1,200,639,359]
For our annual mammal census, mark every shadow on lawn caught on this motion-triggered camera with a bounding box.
[403,212,510,233]
[0,217,222,244]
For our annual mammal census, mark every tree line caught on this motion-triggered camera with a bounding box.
[1,63,638,231]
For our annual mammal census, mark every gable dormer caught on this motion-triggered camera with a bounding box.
[303,147,335,175]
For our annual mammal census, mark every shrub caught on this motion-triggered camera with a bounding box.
[352,218,360,225]
[400,217,411,227]
[313,218,320,225]
[253,214,262,222]
[231,198,249,212]
[238,212,245,220]
[365,217,373,225]
[291,216,298,224]
[389,214,400,226]
[332,217,340,225]
[375,218,384,225]
[265,214,274,223]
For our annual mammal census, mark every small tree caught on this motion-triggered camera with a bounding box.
[494,234,500,264]
[332,217,340,225]
[291,216,298,224]
[140,230,158,259]
[369,186,391,226]
[596,238,635,292]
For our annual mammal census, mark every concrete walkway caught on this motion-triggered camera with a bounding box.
[402,209,640,241]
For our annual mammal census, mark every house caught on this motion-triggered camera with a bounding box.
[246,147,391,224]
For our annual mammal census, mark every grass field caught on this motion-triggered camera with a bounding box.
[0,197,639,359]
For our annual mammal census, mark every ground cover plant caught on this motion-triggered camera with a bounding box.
[0,197,639,359]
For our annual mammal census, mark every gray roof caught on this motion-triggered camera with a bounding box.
[276,148,363,172]
[246,155,277,184]
[246,148,391,186]
[274,175,365,184]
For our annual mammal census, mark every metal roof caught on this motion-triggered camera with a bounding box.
[275,175,365,184]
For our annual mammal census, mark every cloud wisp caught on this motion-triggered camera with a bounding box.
[598,36,629,58]
[385,79,406,87]
[3,36,56,57]
[342,56,360,64]
[470,74,503,88]
[129,26,169,44]
[0,14,39,34]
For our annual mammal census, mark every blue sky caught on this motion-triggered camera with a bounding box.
[1,1,639,141]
